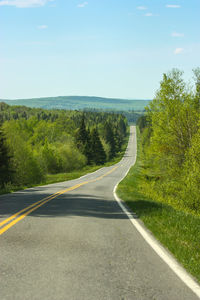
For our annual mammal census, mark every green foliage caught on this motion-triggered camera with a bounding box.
[90,128,106,164]
[193,67,200,110]
[42,142,86,174]
[3,121,44,185]
[136,115,148,133]
[140,68,200,214]
[103,122,116,159]
[181,123,200,211]
[0,125,13,187]
[0,104,128,190]
[75,115,93,164]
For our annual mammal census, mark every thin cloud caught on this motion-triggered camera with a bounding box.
[145,13,153,17]
[166,4,181,8]
[77,1,88,8]
[37,25,48,29]
[137,6,147,10]
[171,32,184,37]
[0,0,55,7]
[174,48,184,54]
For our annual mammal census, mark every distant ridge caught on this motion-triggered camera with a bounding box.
[1,96,151,112]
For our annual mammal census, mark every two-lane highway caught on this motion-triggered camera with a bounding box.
[0,126,199,299]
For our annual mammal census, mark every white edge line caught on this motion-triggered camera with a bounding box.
[113,126,200,299]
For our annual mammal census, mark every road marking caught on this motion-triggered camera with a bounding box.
[0,183,85,235]
[0,165,118,236]
[113,126,200,299]
[0,191,62,228]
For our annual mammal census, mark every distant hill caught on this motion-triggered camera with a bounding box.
[1,96,151,112]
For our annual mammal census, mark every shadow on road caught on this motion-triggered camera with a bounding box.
[0,192,139,220]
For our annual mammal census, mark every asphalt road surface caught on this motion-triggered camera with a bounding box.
[0,126,199,300]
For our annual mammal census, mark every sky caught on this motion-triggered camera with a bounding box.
[0,0,200,100]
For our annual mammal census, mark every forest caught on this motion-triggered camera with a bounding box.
[0,104,128,190]
[2,96,149,124]
[138,68,200,215]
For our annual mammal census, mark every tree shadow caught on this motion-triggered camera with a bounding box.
[0,188,164,221]
[126,199,164,218]
[0,191,136,220]
[30,193,134,219]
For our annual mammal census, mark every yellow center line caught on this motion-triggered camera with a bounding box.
[0,182,87,235]
[0,192,61,228]
[0,165,119,235]
[0,182,86,230]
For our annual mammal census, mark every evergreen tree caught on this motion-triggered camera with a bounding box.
[75,115,93,164]
[118,117,127,136]
[84,128,93,164]
[104,122,116,159]
[137,115,148,133]
[91,128,106,164]
[0,126,12,187]
[75,115,88,148]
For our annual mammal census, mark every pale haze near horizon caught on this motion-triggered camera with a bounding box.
[0,0,200,100]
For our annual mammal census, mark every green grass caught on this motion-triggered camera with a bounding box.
[0,165,102,195]
[44,165,101,184]
[117,127,200,283]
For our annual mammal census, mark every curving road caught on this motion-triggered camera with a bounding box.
[0,126,199,300]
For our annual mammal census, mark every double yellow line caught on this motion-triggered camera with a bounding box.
[0,165,118,236]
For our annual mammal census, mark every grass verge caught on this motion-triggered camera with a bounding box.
[117,127,200,283]
[0,131,129,195]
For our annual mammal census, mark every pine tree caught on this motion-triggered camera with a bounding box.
[104,122,116,159]
[75,115,88,147]
[91,128,106,165]
[0,126,12,187]
[75,115,93,164]
[83,128,93,165]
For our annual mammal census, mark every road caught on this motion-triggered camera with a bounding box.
[0,126,199,300]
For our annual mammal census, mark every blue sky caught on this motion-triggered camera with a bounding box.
[1,0,200,99]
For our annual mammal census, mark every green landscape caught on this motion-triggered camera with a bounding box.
[0,69,200,284]
[1,1,200,298]
[2,96,150,124]
[2,96,150,111]
[0,103,128,192]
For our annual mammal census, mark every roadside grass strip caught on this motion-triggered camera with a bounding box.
[116,128,200,297]
[0,165,118,236]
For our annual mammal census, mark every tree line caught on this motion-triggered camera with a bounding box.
[138,68,200,214]
[0,104,127,189]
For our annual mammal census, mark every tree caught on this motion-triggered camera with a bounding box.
[104,122,116,159]
[147,69,198,168]
[91,128,106,164]
[75,115,88,147]
[0,105,128,188]
[193,67,200,110]
[141,68,200,213]
[137,115,148,133]
[181,122,200,211]
[0,126,13,187]
[75,115,93,164]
